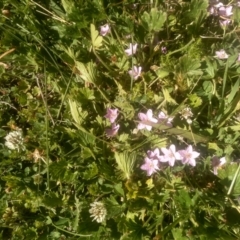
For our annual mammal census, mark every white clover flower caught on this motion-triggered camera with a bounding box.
[89,201,107,223]
[4,129,25,152]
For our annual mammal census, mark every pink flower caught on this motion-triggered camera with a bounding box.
[178,145,200,167]
[140,157,159,176]
[105,108,118,123]
[158,111,173,127]
[137,109,158,131]
[105,123,120,137]
[125,43,138,56]
[215,49,229,59]
[208,2,223,16]
[161,46,167,54]
[160,144,182,166]
[218,5,233,17]
[129,66,142,80]
[100,24,110,36]
[214,2,224,9]
[212,156,226,175]
[220,19,231,27]
[147,148,161,159]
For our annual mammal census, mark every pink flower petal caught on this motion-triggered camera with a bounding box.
[138,113,147,121]
[161,147,169,156]
[188,158,196,167]
[145,125,152,131]
[137,123,146,130]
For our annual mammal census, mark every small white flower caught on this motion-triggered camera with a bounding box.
[128,66,142,80]
[215,49,229,59]
[125,43,138,56]
[100,24,110,36]
[89,201,107,223]
[4,129,25,152]
[180,107,193,124]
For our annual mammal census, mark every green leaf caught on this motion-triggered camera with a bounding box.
[49,160,77,183]
[226,78,240,104]
[78,130,95,146]
[175,55,202,77]
[162,88,177,105]
[141,8,166,32]
[188,94,202,108]
[114,151,137,180]
[113,183,125,197]
[146,122,209,143]
[119,133,129,142]
[172,228,188,240]
[182,0,208,25]
[43,192,63,207]
[218,163,240,196]
[75,61,96,83]
[90,23,103,49]
[68,99,88,125]
[105,196,125,218]
[79,88,95,101]
[61,0,74,15]
[174,189,192,210]
[153,66,170,78]
[205,59,215,78]
[218,91,240,128]
[82,162,98,180]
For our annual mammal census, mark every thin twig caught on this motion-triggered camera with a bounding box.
[0,101,17,110]
[30,0,71,25]
[0,48,15,60]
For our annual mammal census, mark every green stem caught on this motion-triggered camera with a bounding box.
[44,62,50,191]
[227,163,240,195]
[51,222,92,238]
[167,38,195,57]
